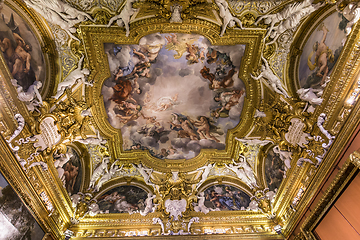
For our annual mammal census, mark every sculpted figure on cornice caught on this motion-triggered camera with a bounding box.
[251,56,290,98]
[53,55,92,99]
[255,0,324,45]
[107,0,138,37]
[24,0,94,41]
[215,0,243,37]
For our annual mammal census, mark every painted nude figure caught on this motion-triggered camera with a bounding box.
[251,56,290,98]
[307,24,334,85]
[192,116,220,142]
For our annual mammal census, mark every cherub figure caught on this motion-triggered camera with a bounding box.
[224,163,256,189]
[250,56,290,98]
[88,157,110,189]
[233,157,259,188]
[132,163,155,187]
[193,192,210,214]
[185,43,204,64]
[11,79,43,112]
[107,0,138,37]
[215,0,244,37]
[297,88,323,111]
[94,161,123,192]
[196,163,215,189]
[140,193,157,216]
[53,55,93,99]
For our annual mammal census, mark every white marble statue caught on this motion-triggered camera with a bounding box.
[337,1,360,36]
[254,0,323,45]
[53,152,74,184]
[140,193,157,216]
[297,88,323,112]
[170,3,182,23]
[107,0,138,37]
[88,157,110,189]
[6,113,25,151]
[273,145,292,178]
[132,163,155,187]
[215,0,243,37]
[233,157,259,188]
[53,55,92,99]
[196,163,215,189]
[193,192,210,214]
[267,2,323,45]
[75,130,107,147]
[224,163,256,189]
[11,79,43,112]
[317,113,335,149]
[24,0,94,41]
[94,161,123,192]
[250,56,290,98]
[235,137,273,146]
[152,217,165,234]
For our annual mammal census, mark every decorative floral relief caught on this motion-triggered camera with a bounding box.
[228,0,283,14]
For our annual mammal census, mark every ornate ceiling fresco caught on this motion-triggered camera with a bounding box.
[0,0,360,239]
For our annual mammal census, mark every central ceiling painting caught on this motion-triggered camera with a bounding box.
[102,33,246,159]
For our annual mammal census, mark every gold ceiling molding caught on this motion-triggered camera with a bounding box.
[1,0,360,239]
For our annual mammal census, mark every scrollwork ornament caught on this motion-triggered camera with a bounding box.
[350,152,360,169]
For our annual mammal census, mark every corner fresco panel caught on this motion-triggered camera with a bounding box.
[298,12,347,89]
[203,184,250,211]
[0,4,45,91]
[97,185,148,214]
[0,172,44,240]
[265,148,285,192]
[53,146,82,195]
[102,33,246,160]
